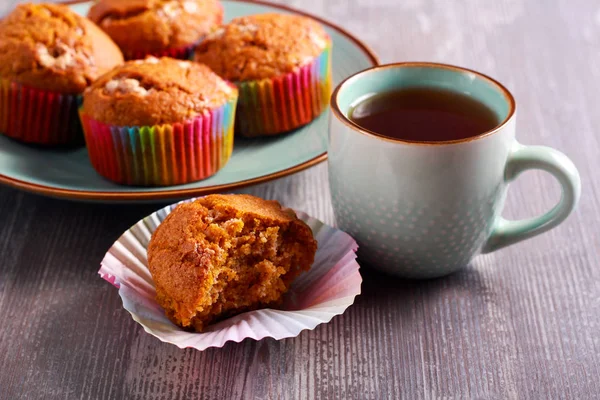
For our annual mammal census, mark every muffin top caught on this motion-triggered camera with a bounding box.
[88,0,223,55]
[0,3,123,94]
[194,13,330,81]
[82,57,237,126]
[198,194,300,222]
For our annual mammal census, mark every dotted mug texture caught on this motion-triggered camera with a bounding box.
[330,172,506,279]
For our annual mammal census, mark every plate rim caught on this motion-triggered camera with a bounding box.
[0,0,379,201]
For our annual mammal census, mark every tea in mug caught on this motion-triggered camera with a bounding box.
[349,87,499,142]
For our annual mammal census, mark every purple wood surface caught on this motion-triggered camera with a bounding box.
[1,0,599,399]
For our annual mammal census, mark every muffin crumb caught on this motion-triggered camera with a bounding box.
[207,27,225,40]
[159,2,180,19]
[237,23,258,33]
[310,31,328,49]
[36,43,73,69]
[104,78,151,96]
[134,56,160,65]
[182,1,199,13]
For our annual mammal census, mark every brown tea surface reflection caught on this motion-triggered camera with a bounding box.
[349,87,499,142]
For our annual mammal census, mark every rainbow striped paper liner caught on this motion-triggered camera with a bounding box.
[235,44,332,137]
[79,97,237,187]
[0,78,83,146]
[125,43,196,61]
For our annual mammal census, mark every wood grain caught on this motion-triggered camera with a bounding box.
[1,0,599,399]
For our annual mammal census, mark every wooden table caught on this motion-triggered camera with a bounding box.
[1,0,599,399]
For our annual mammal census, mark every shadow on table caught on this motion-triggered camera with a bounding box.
[354,260,493,320]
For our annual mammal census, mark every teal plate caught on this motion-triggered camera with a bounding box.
[0,0,377,202]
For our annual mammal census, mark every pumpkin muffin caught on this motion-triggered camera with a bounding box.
[194,13,332,137]
[0,3,123,146]
[80,56,238,186]
[147,194,318,332]
[88,0,223,60]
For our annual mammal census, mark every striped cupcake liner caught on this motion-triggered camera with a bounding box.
[79,97,237,187]
[235,44,332,137]
[0,78,83,146]
[125,43,196,61]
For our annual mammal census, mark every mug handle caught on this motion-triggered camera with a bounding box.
[481,142,581,253]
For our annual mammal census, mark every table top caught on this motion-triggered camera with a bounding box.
[1,0,599,399]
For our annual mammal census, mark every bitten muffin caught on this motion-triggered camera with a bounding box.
[0,3,124,145]
[194,13,332,137]
[88,0,223,60]
[80,56,238,186]
[147,194,318,332]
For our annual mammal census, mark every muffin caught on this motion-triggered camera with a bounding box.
[79,56,238,186]
[0,3,124,146]
[88,0,223,60]
[194,13,332,137]
[147,194,318,332]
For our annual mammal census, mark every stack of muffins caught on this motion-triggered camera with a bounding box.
[0,1,332,187]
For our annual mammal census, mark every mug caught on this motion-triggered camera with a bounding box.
[328,62,581,279]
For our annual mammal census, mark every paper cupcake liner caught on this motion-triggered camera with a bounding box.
[99,198,362,351]
[125,44,196,61]
[235,44,332,137]
[0,78,83,146]
[79,97,237,186]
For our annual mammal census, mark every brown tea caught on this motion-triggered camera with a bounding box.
[349,87,499,142]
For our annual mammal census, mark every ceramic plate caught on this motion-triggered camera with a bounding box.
[0,0,378,202]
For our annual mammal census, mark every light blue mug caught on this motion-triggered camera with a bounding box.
[328,62,581,279]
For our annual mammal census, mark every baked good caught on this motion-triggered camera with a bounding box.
[0,3,123,146]
[88,0,223,60]
[194,13,332,137]
[79,56,238,186]
[147,194,318,332]
[81,56,235,126]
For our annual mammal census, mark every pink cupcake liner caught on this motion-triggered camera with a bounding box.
[0,78,83,146]
[99,198,362,351]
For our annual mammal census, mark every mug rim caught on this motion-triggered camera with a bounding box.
[330,62,517,146]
